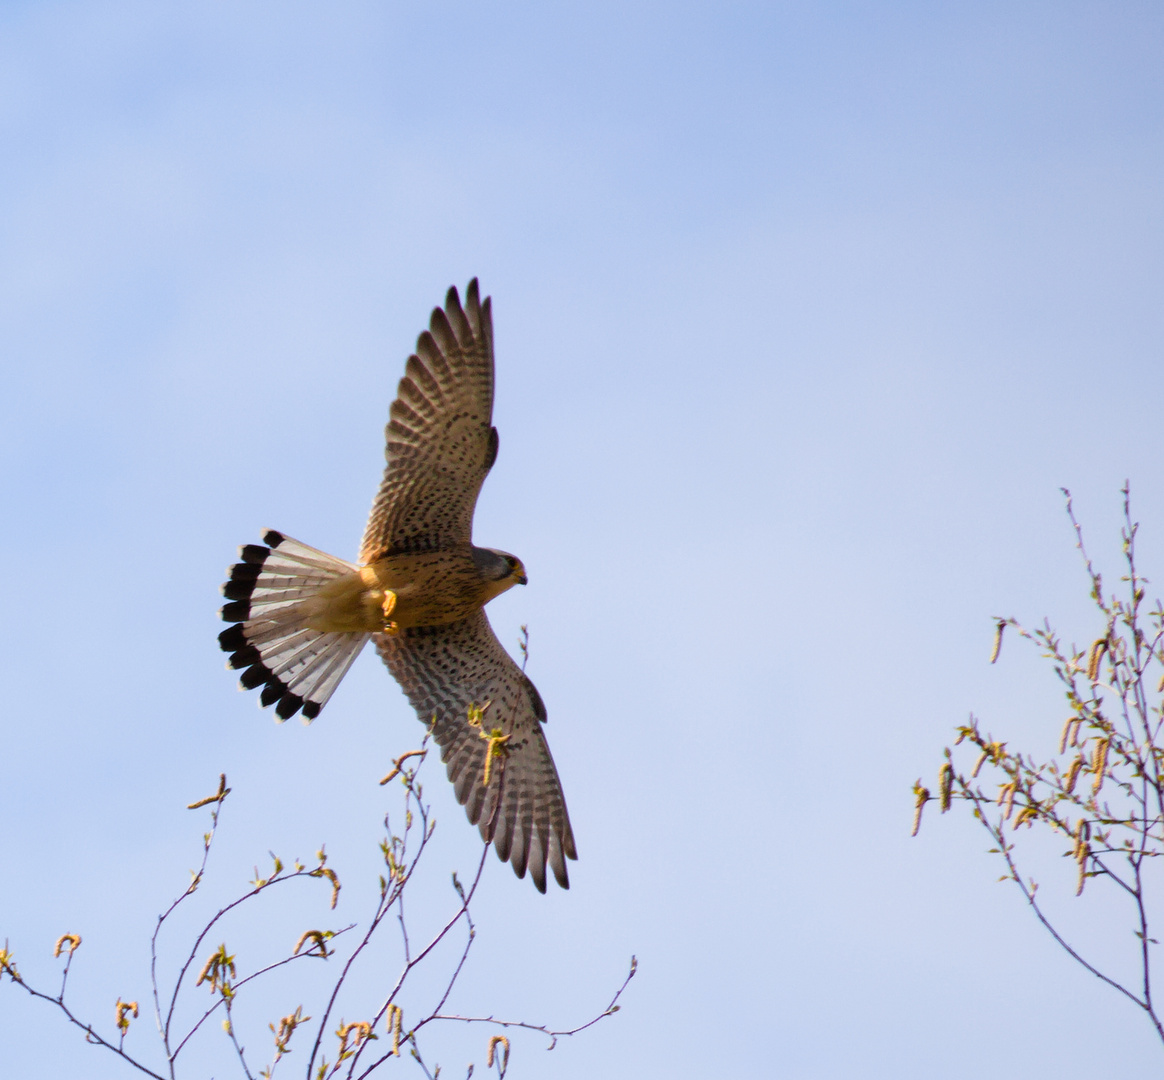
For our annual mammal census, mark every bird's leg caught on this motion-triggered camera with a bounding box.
[381,590,399,635]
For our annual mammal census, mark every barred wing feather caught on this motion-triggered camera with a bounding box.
[359,279,498,562]
[375,611,577,892]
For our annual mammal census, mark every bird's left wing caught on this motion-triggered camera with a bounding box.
[375,611,577,892]
[359,280,496,562]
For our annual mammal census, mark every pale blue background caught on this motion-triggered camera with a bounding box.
[2,3,1163,1077]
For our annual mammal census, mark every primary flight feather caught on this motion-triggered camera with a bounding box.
[218,280,576,892]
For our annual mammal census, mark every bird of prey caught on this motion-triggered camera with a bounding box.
[217,280,576,892]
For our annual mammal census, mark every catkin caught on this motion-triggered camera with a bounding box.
[387,1004,402,1056]
[990,621,1005,664]
[1064,756,1083,795]
[1087,638,1108,682]
[1091,737,1110,795]
[911,784,930,837]
[1075,838,1091,896]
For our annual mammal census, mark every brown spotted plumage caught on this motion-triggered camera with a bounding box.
[360,281,497,561]
[377,613,575,892]
[218,280,577,891]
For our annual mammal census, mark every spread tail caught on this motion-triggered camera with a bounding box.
[218,530,371,721]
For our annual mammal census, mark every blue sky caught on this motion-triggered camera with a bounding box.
[2,3,1163,1077]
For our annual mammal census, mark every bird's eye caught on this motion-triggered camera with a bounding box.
[506,556,517,568]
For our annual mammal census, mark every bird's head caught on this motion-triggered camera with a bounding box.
[473,547,528,596]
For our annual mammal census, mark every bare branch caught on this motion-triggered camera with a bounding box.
[919,487,1164,1048]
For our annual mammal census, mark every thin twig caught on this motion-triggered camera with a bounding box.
[5,978,168,1080]
[425,954,638,1050]
[169,924,354,1061]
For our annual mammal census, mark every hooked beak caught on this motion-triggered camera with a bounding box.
[516,572,528,585]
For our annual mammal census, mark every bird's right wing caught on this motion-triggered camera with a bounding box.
[375,611,577,892]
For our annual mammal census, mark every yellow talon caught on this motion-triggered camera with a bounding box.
[379,588,399,632]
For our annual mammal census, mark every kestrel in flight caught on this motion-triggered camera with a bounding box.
[217,280,576,891]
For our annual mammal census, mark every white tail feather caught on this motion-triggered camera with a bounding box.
[219,532,371,721]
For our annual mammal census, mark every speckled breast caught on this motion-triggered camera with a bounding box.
[364,547,491,629]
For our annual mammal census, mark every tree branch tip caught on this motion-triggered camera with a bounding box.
[187,774,231,810]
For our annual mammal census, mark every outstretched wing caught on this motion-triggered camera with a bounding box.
[375,611,577,892]
[360,280,497,562]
